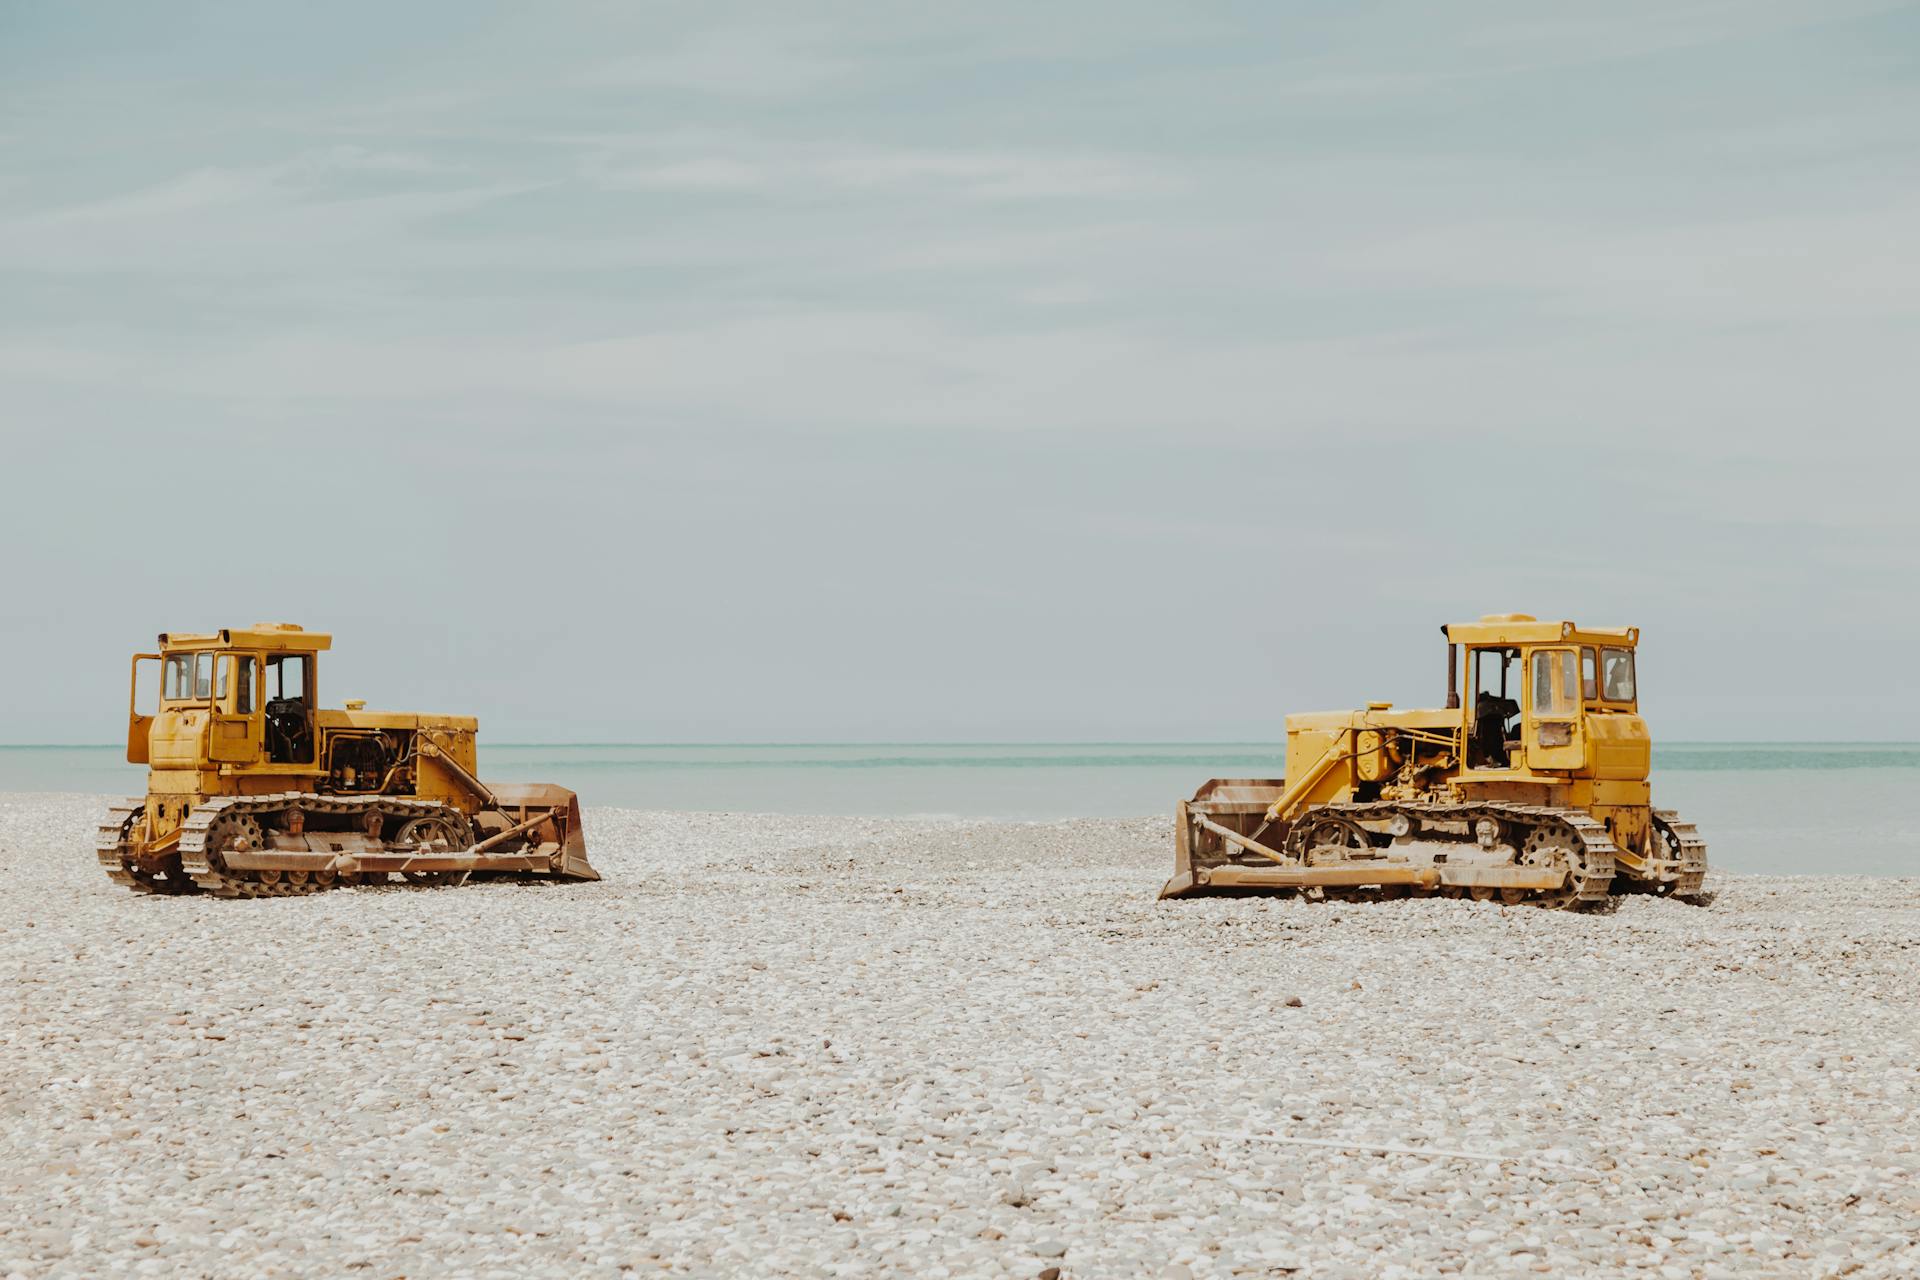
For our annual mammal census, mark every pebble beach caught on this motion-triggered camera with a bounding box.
[3,792,1917,1279]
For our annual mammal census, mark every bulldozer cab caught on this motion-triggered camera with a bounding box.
[1451,616,1640,777]
[129,625,330,770]
[1465,643,1588,772]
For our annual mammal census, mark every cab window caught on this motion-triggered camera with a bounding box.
[220,655,256,713]
[1581,648,1597,700]
[267,654,309,703]
[163,653,214,701]
[1532,649,1578,716]
[263,654,314,763]
[1601,648,1636,701]
[1468,647,1523,767]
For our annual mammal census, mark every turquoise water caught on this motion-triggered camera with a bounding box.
[4,743,1914,875]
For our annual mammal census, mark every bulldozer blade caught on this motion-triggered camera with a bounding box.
[1162,779,1287,899]
[485,782,599,880]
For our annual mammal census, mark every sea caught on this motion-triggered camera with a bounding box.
[3,743,1914,877]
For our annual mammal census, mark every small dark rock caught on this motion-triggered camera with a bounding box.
[1284,996,1304,1008]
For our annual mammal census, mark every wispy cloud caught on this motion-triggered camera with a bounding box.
[576,133,1173,201]
[588,23,858,97]
[1264,0,1911,101]
[0,149,544,271]
[9,145,472,224]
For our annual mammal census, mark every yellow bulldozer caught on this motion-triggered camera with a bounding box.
[1163,615,1707,909]
[97,624,598,897]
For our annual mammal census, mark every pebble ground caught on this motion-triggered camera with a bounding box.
[2,793,1916,1278]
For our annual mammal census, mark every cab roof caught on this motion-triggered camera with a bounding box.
[1445,613,1638,647]
[158,623,331,653]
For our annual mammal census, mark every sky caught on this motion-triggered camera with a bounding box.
[2,0,1917,742]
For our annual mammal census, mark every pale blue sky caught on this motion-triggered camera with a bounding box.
[3,1,1917,741]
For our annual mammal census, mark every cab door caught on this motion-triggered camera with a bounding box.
[126,654,159,763]
[1524,647,1585,770]
[209,653,263,763]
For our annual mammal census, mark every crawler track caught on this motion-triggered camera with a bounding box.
[1279,801,1620,909]
[1651,810,1710,900]
[177,793,474,898]
[95,797,199,895]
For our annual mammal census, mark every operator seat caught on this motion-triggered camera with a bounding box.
[1471,693,1516,767]
[265,697,311,763]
